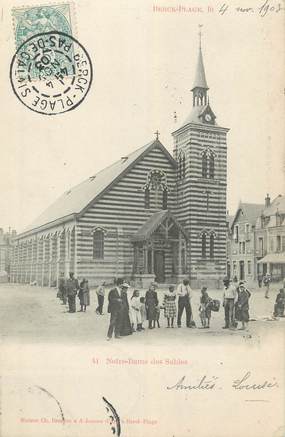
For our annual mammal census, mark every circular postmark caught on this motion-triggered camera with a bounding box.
[10,31,93,115]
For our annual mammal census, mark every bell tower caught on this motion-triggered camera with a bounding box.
[191,26,209,107]
[172,28,229,288]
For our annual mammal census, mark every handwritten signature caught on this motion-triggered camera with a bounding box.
[166,371,279,391]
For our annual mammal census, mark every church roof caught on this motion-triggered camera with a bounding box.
[191,48,208,90]
[131,210,188,241]
[22,139,176,235]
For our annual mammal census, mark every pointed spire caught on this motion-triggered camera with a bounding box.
[191,25,208,90]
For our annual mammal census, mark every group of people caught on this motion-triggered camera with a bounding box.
[222,276,285,329]
[222,278,251,330]
[56,273,285,339]
[57,272,90,313]
[106,278,205,340]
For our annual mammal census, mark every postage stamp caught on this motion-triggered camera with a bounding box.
[9,31,93,115]
[12,3,74,48]
[12,3,76,79]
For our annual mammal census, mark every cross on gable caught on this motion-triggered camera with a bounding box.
[154,130,160,140]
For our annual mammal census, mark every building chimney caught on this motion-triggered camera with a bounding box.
[265,193,270,207]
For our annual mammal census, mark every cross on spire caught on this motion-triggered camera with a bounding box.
[154,130,160,140]
[198,24,203,49]
[191,25,208,107]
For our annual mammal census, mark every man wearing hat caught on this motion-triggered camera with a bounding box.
[222,278,238,329]
[176,279,193,328]
[119,282,133,336]
[107,278,125,340]
[65,272,79,313]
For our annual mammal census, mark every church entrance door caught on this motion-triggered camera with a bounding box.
[154,251,165,283]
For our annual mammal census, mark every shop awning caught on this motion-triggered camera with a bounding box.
[257,253,285,264]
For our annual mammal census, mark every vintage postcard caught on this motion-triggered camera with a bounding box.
[0,0,284,436]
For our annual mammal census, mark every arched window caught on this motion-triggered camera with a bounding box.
[210,234,215,258]
[93,230,104,259]
[201,233,207,259]
[202,152,207,178]
[162,188,168,210]
[209,154,215,179]
[144,170,168,209]
[144,187,150,209]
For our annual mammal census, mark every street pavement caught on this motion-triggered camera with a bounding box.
[0,283,284,345]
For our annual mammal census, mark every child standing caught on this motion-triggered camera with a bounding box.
[163,285,177,328]
[199,287,212,328]
[130,290,142,331]
[154,305,161,328]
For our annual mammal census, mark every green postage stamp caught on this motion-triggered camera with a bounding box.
[10,3,93,115]
[12,3,74,48]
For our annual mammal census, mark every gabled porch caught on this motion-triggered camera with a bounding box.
[131,210,189,287]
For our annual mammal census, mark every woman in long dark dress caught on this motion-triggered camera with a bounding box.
[235,282,251,330]
[145,283,159,329]
[78,278,90,312]
[119,283,133,336]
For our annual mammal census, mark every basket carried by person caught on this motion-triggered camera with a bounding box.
[209,299,220,312]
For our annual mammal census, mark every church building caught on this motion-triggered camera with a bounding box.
[11,36,229,288]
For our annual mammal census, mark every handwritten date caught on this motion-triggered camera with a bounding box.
[219,0,284,17]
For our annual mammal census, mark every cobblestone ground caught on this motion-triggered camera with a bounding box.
[0,283,284,345]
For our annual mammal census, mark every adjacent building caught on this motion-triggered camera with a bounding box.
[256,194,285,281]
[227,194,285,284]
[228,202,264,284]
[0,228,17,282]
[11,36,229,288]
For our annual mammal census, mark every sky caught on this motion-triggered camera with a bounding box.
[0,0,284,232]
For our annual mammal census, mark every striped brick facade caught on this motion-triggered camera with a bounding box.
[76,145,177,285]
[10,41,229,289]
[172,124,228,288]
